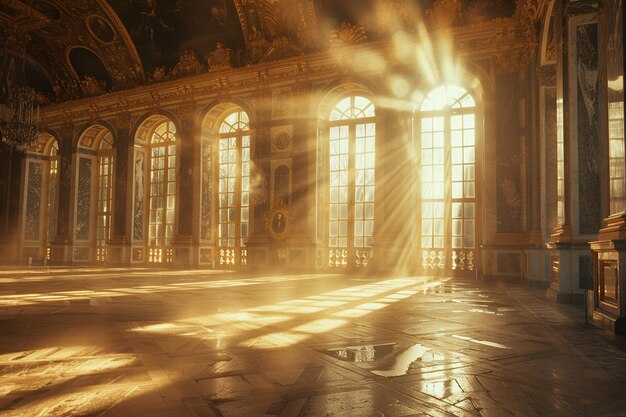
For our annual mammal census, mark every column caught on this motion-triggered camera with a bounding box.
[50,127,75,264]
[0,144,23,262]
[108,114,132,265]
[590,0,626,334]
[371,107,413,273]
[548,0,601,304]
[245,87,272,270]
[171,103,198,266]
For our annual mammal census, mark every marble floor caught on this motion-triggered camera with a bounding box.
[1,268,626,417]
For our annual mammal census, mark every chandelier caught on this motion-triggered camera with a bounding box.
[0,84,39,150]
[0,27,39,151]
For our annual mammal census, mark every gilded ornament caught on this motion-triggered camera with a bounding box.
[206,43,233,72]
[171,51,204,79]
[429,0,463,28]
[329,22,367,47]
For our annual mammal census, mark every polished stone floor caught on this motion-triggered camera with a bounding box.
[1,268,626,417]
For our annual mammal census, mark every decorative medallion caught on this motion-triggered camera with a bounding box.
[88,15,115,43]
[266,202,292,241]
[207,43,232,72]
[271,126,292,152]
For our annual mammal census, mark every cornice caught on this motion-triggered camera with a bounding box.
[40,20,529,129]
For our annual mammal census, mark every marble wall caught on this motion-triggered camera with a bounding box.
[24,162,42,241]
[495,73,522,233]
[575,22,601,234]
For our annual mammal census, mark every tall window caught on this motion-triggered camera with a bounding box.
[328,95,376,268]
[46,141,59,260]
[218,110,250,266]
[556,101,565,225]
[419,85,477,272]
[148,121,177,263]
[608,100,625,214]
[96,135,114,262]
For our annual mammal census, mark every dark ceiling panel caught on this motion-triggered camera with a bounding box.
[106,0,245,73]
[68,46,112,88]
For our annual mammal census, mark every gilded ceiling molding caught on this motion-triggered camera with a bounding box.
[40,20,529,129]
[232,0,251,53]
[0,0,50,33]
[95,0,144,82]
[329,22,368,47]
[261,37,303,62]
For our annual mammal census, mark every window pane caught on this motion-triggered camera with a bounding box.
[419,85,477,271]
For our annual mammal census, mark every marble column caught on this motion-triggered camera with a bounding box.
[590,0,626,334]
[171,103,198,266]
[547,1,599,303]
[50,127,75,264]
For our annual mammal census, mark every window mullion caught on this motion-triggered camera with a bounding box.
[163,145,168,248]
[444,113,452,270]
[235,134,242,261]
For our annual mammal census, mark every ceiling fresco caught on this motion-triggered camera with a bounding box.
[106,0,245,74]
[0,0,534,105]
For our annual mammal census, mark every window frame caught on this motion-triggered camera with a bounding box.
[325,94,377,268]
[417,85,481,274]
[215,110,252,267]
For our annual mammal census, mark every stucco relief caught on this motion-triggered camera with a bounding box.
[133,151,145,241]
[75,158,92,240]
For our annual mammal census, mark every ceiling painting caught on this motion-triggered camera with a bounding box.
[106,0,245,73]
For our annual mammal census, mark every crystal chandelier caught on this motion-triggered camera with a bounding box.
[0,84,39,150]
[0,31,39,151]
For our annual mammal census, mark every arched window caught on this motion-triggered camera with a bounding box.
[327,95,376,268]
[148,121,177,263]
[419,85,477,273]
[96,134,114,262]
[217,110,250,266]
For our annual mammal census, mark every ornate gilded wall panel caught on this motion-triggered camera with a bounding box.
[24,162,43,241]
[75,157,91,241]
[495,73,522,233]
[573,20,601,234]
[201,140,212,240]
[133,150,145,241]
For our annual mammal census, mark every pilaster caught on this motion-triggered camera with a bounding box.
[171,102,199,267]
[107,113,132,265]
[49,125,75,265]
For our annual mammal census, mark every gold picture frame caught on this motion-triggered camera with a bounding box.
[266,204,291,241]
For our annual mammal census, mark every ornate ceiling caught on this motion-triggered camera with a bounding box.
[0,0,549,105]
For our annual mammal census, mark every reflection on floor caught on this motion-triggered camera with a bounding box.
[1,268,626,416]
